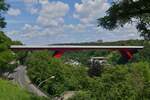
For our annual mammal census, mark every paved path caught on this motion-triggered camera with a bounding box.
[9,65,48,98]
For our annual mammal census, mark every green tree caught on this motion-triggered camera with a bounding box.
[26,51,89,96]
[0,0,9,28]
[0,79,48,100]
[69,91,94,100]
[0,32,16,75]
[98,0,150,40]
[12,41,28,65]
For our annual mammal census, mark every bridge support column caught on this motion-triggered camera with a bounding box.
[119,49,137,61]
[52,51,65,58]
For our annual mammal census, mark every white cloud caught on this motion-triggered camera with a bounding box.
[37,1,69,27]
[14,1,70,39]
[22,0,38,4]
[22,0,39,15]
[21,23,65,38]
[8,0,141,44]
[72,0,140,42]
[22,0,49,4]
[7,8,21,16]
[26,6,39,14]
[74,0,110,24]
[23,0,49,4]
[7,30,19,35]
[20,24,41,38]
[64,24,86,33]
[95,23,141,41]
[23,24,41,31]
[39,0,49,4]
[30,7,38,14]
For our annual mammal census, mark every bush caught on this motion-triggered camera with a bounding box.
[25,42,150,99]
[0,78,48,100]
[26,51,89,96]
[86,62,150,100]
[69,91,94,100]
[139,41,150,61]
[0,32,16,75]
[26,49,150,99]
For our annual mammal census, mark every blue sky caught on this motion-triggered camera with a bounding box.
[4,0,141,44]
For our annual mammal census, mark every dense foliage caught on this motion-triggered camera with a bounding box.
[0,78,48,100]
[62,40,146,65]
[0,31,29,75]
[0,0,9,28]
[137,41,150,61]
[98,0,150,40]
[26,51,89,97]
[70,62,150,100]
[25,41,150,99]
[0,31,16,75]
[0,1,49,99]
[0,0,149,99]
[11,41,28,65]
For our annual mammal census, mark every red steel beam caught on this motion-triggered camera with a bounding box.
[52,51,65,58]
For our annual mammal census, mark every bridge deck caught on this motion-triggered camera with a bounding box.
[10,45,144,60]
[10,45,144,50]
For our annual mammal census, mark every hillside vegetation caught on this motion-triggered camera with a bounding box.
[25,40,150,99]
[0,31,16,75]
[0,79,47,100]
[0,32,47,100]
[1,31,150,99]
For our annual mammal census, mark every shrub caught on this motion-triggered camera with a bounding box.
[69,91,94,100]
[86,62,150,100]
[25,50,150,99]
[0,78,48,100]
[0,32,16,75]
[26,51,89,96]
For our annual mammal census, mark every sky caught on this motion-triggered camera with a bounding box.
[4,0,141,44]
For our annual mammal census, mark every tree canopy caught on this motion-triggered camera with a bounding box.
[98,0,150,40]
[0,0,9,29]
[26,50,150,99]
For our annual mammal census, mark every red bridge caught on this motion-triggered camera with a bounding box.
[10,45,144,61]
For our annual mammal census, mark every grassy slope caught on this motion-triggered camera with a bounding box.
[0,79,47,100]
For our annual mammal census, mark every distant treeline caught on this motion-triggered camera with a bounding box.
[52,39,144,46]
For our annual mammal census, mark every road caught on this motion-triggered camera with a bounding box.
[9,65,48,98]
